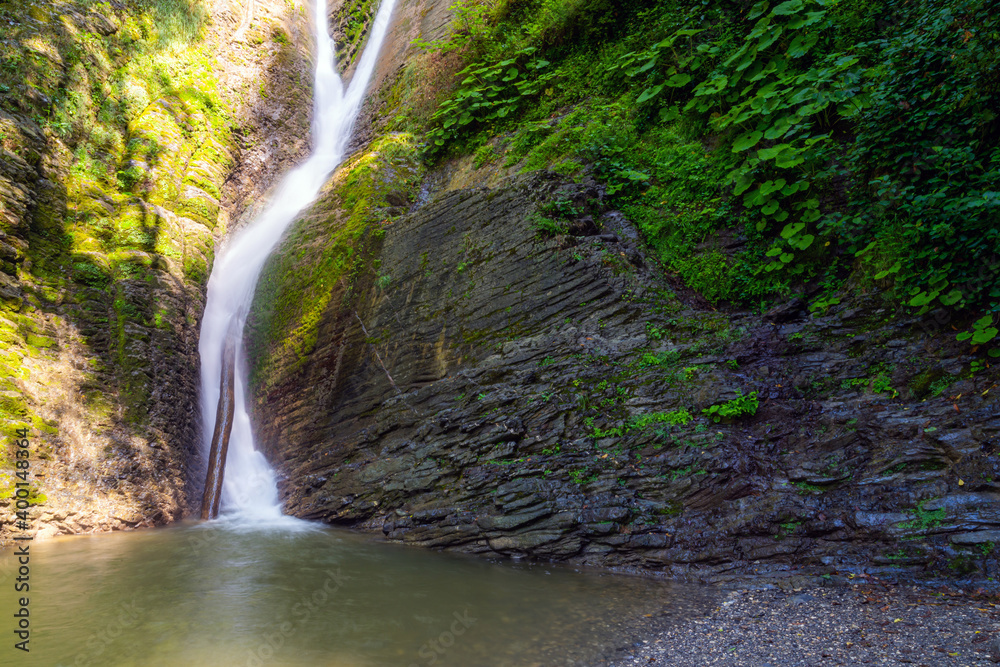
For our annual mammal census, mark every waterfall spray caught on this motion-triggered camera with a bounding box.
[197,0,397,521]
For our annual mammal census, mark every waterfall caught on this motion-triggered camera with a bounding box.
[197,0,397,522]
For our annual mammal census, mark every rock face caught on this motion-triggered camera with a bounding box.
[0,0,314,543]
[247,164,1000,584]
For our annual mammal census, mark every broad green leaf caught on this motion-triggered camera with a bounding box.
[765,116,796,140]
[743,186,766,206]
[758,26,783,50]
[772,0,803,15]
[780,252,795,263]
[762,200,780,215]
[938,290,963,306]
[733,175,754,196]
[909,291,939,307]
[775,148,805,168]
[972,328,998,344]
[666,73,692,87]
[637,57,658,73]
[758,143,791,160]
[855,240,877,257]
[637,85,664,104]
[787,32,819,58]
[623,170,650,182]
[733,130,764,153]
[760,179,786,195]
[791,234,815,250]
[874,261,902,280]
[975,315,994,329]
[660,106,681,122]
[766,247,783,257]
[748,1,770,19]
[780,222,805,239]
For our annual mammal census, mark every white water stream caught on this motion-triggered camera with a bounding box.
[197,0,396,522]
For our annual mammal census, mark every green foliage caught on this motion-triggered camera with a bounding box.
[636,349,680,368]
[957,315,999,358]
[702,391,759,422]
[425,47,561,155]
[841,0,1000,315]
[415,0,1000,320]
[899,500,946,533]
[590,408,693,438]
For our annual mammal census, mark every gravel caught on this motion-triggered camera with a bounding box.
[611,584,1000,666]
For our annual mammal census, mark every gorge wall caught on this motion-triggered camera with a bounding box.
[246,157,1000,585]
[1,0,996,590]
[242,0,1000,585]
[0,0,315,542]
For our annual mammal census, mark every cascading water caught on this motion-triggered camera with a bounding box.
[197,0,397,522]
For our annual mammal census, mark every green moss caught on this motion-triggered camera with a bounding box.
[247,133,422,391]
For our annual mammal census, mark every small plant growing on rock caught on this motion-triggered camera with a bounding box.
[702,391,759,423]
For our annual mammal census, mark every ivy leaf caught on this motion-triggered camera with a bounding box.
[762,200,780,215]
[766,247,783,257]
[957,331,973,341]
[732,130,764,153]
[502,68,519,82]
[780,252,795,263]
[975,315,994,329]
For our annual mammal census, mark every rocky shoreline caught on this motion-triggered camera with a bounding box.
[610,582,999,666]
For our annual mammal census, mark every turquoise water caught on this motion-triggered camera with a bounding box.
[0,521,712,666]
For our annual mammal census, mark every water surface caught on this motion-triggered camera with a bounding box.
[0,522,714,666]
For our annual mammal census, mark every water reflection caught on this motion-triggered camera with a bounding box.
[0,523,715,666]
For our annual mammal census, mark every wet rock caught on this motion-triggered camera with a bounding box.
[991,635,1000,663]
[244,151,1000,582]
